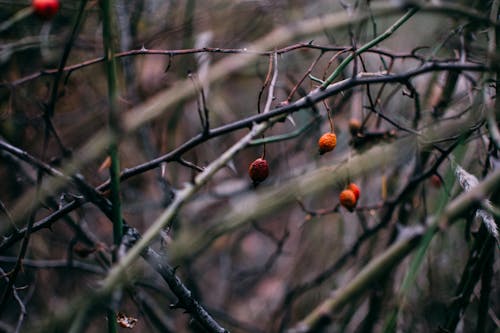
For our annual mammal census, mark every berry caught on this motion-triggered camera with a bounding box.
[430,174,442,188]
[348,118,362,136]
[318,132,337,155]
[32,0,60,20]
[339,189,357,211]
[347,183,360,200]
[248,158,269,184]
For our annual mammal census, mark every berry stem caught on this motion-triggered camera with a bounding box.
[260,52,278,160]
[323,99,335,133]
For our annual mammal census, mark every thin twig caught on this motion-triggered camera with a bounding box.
[286,166,500,333]
[0,267,27,333]
[286,51,325,102]
[36,120,276,332]
[320,7,419,89]
[257,53,275,114]
[0,6,33,33]
[5,44,423,87]
[0,257,105,275]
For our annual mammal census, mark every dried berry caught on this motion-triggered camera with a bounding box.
[339,189,357,211]
[318,132,337,155]
[248,158,269,184]
[347,183,360,200]
[32,0,60,20]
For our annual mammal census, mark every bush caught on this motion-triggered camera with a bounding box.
[0,1,498,332]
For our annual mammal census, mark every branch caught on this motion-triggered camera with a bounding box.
[320,7,419,89]
[286,167,500,333]
[142,248,228,333]
[286,229,424,333]
[1,60,487,251]
[105,61,487,190]
[2,0,489,234]
[33,119,274,332]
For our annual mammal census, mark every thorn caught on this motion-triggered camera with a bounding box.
[161,162,167,178]
[170,302,182,310]
[164,55,172,73]
[226,159,237,174]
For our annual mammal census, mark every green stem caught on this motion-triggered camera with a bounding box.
[249,117,318,146]
[320,7,418,90]
[101,0,123,248]
[101,2,121,332]
[107,309,118,333]
[109,143,122,248]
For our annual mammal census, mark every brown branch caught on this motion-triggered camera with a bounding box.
[0,61,488,253]
[3,44,425,87]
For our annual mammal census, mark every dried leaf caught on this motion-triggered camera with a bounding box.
[476,201,499,241]
[117,312,138,329]
[454,164,478,192]
[454,163,499,243]
[98,156,112,173]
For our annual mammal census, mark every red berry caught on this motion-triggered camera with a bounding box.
[347,183,360,200]
[430,174,442,188]
[339,189,357,211]
[248,158,269,184]
[318,132,337,155]
[32,0,60,20]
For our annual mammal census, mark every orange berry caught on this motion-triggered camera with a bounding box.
[348,118,362,136]
[339,189,357,211]
[318,132,337,155]
[248,158,269,184]
[32,0,60,20]
[347,183,360,200]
